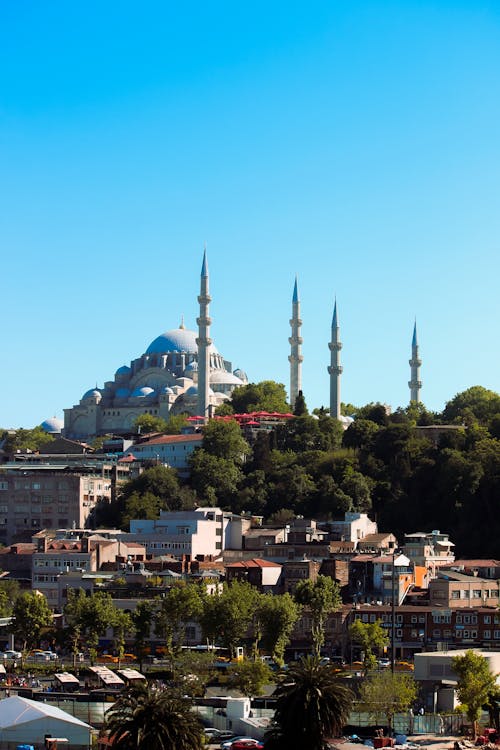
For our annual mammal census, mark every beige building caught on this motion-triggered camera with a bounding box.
[429,569,500,609]
[32,533,146,609]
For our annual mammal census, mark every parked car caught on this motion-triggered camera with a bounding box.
[1,650,22,660]
[378,657,391,668]
[230,742,264,750]
[221,737,257,750]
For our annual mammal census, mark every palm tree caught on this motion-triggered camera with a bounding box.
[265,656,353,750]
[104,683,203,750]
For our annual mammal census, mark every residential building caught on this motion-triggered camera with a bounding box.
[122,433,203,474]
[328,512,378,544]
[429,569,500,609]
[225,558,282,592]
[0,464,117,544]
[124,507,241,559]
[402,530,455,577]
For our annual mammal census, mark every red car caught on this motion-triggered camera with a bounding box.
[230,742,264,750]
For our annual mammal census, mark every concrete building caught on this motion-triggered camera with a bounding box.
[225,558,282,592]
[32,533,146,608]
[329,512,378,545]
[402,530,455,577]
[122,433,203,474]
[124,507,244,559]
[429,569,500,609]
[0,464,116,544]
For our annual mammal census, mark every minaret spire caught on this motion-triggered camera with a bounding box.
[328,298,343,420]
[288,275,303,408]
[408,319,422,403]
[196,247,212,420]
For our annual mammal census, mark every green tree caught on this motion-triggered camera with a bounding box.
[10,591,53,654]
[294,576,341,657]
[0,580,20,616]
[155,582,202,653]
[293,391,308,416]
[358,671,417,729]
[228,658,272,698]
[199,580,259,657]
[452,650,499,738]
[163,414,189,434]
[113,609,133,668]
[349,619,389,674]
[201,419,251,462]
[229,380,290,414]
[106,464,183,527]
[133,414,168,434]
[188,450,243,505]
[443,386,500,426]
[104,683,203,750]
[131,601,154,671]
[256,593,301,665]
[1,427,55,455]
[266,656,353,750]
[64,589,118,664]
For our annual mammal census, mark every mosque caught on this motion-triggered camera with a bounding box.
[60,251,422,440]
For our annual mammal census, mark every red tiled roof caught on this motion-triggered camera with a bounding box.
[225,558,282,569]
[134,434,203,447]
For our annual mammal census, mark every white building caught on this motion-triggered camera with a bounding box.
[123,433,203,474]
[124,507,244,559]
[329,512,378,544]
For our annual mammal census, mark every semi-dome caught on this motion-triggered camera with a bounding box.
[233,368,248,381]
[41,417,63,434]
[210,370,243,385]
[146,327,218,355]
[82,389,102,403]
[115,365,131,377]
[160,386,174,395]
[130,386,155,399]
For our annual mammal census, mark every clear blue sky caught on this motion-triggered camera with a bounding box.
[1,0,499,428]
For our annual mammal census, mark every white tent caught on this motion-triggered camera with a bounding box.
[0,695,91,746]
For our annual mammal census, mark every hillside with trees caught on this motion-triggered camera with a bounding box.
[18,382,498,559]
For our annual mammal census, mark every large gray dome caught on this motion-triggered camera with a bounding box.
[146,327,218,355]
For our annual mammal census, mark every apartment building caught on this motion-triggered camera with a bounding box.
[0,464,116,544]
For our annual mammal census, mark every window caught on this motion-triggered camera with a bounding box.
[484,630,491,639]
[494,630,500,639]
[411,615,417,623]
[0,482,7,491]
[484,616,492,624]
[473,590,482,599]
[433,629,440,638]
[396,629,403,638]
[451,591,460,599]
[456,614,463,624]
[464,615,471,625]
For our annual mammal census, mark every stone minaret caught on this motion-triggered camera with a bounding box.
[408,320,422,403]
[328,299,343,420]
[288,276,303,408]
[196,249,212,420]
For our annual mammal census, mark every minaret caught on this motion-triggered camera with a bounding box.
[408,320,422,403]
[328,299,343,420]
[196,248,212,420]
[288,276,303,408]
